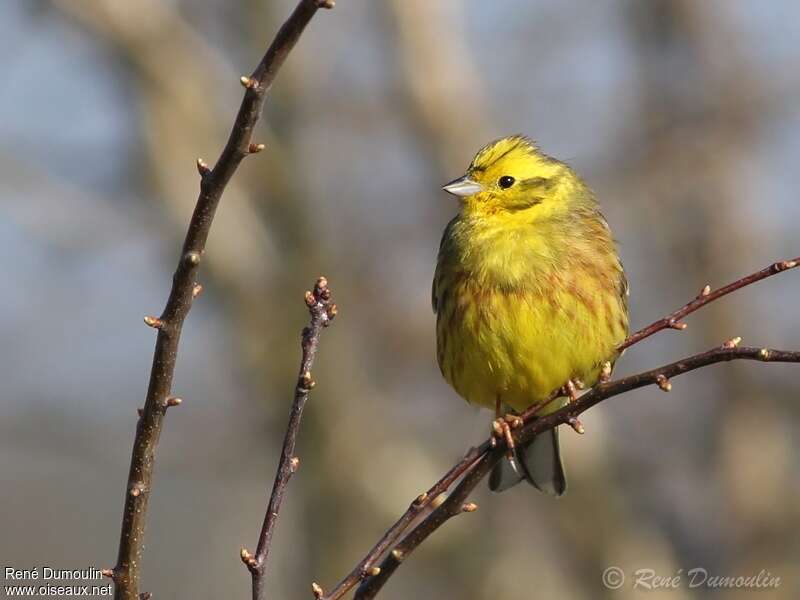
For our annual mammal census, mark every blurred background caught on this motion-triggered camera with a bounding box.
[2,1,799,598]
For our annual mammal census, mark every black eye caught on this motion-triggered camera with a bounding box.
[498,176,515,189]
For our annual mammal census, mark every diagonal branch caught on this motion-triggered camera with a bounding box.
[354,345,800,599]
[321,255,800,600]
[241,278,337,600]
[620,256,798,350]
[317,447,485,600]
[108,3,333,599]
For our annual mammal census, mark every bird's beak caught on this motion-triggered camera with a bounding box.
[442,175,483,197]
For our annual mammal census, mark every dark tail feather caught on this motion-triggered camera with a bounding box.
[488,427,567,496]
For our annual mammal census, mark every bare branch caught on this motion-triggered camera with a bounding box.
[354,345,800,599]
[110,2,332,599]
[318,447,484,600]
[244,277,337,600]
[620,256,799,350]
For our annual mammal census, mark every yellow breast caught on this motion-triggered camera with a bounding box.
[433,212,628,413]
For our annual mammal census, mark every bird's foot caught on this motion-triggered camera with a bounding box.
[560,379,581,403]
[490,414,523,468]
[598,361,613,383]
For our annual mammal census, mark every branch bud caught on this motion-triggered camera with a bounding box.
[192,283,204,298]
[165,396,183,408]
[461,502,478,513]
[290,456,301,473]
[143,316,164,329]
[391,549,404,562]
[327,303,338,319]
[315,0,335,8]
[315,276,330,300]
[700,284,712,297]
[100,569,115,579]
[366,566,381,576]
[196,158,210,177]
[300,371,315,390]
[722,336,742,349]
[668,318,688,330]
[656,374,672,392]
[248,143,266,154]
[759,348,771,360]
[240,75,257,89]
[240,547,257,568]
[568,416,585,434]
[311,582,324,599]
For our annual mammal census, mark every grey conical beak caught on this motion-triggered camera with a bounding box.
[442,175,483,197]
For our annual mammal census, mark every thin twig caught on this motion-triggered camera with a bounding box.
[318,447,485,600]
[355,345,800,599]
[620,256,799,350]
[109,2,332,599]
[242,278,337,600]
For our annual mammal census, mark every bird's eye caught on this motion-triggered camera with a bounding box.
[498,176,515,189]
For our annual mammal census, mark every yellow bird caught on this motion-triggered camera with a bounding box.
[433,135,629,494]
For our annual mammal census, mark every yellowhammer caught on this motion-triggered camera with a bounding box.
[433,135,629,495]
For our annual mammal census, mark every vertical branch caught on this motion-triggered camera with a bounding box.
[241,278,337,600]
[108,3,333,599]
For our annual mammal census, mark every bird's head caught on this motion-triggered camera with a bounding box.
[443,135,585,221]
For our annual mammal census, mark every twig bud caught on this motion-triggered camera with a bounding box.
[290,456,301,473]
[311,582,324,599]
[668,318,688,330]
[192,283,204,298]
[759,348,771,360]
[240,75,258,89]
[656,374,672,392]
[304,290,316,307]
[461,502,478,513]
[129,483,144,498]
[143,316,164,329]
[722,336,742,349]
[700,284,712,297]
[327,303,338,319]
[240,547,257,568]
[315,0,335,8]
[568,416,585,434]
[196,158,210,177]
[366,567,381,576]
[315,276,330,300]
[414,492,428,505]
[100,569,115,579]
[778,259,798,271]
[184,251,201,266]
[299,371,315,390]
[431,493,446,509]
[248,143,266,154]
[391,549,404,562]
[165,396,182,408]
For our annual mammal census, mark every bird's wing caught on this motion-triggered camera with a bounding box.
[432,217,458,314]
